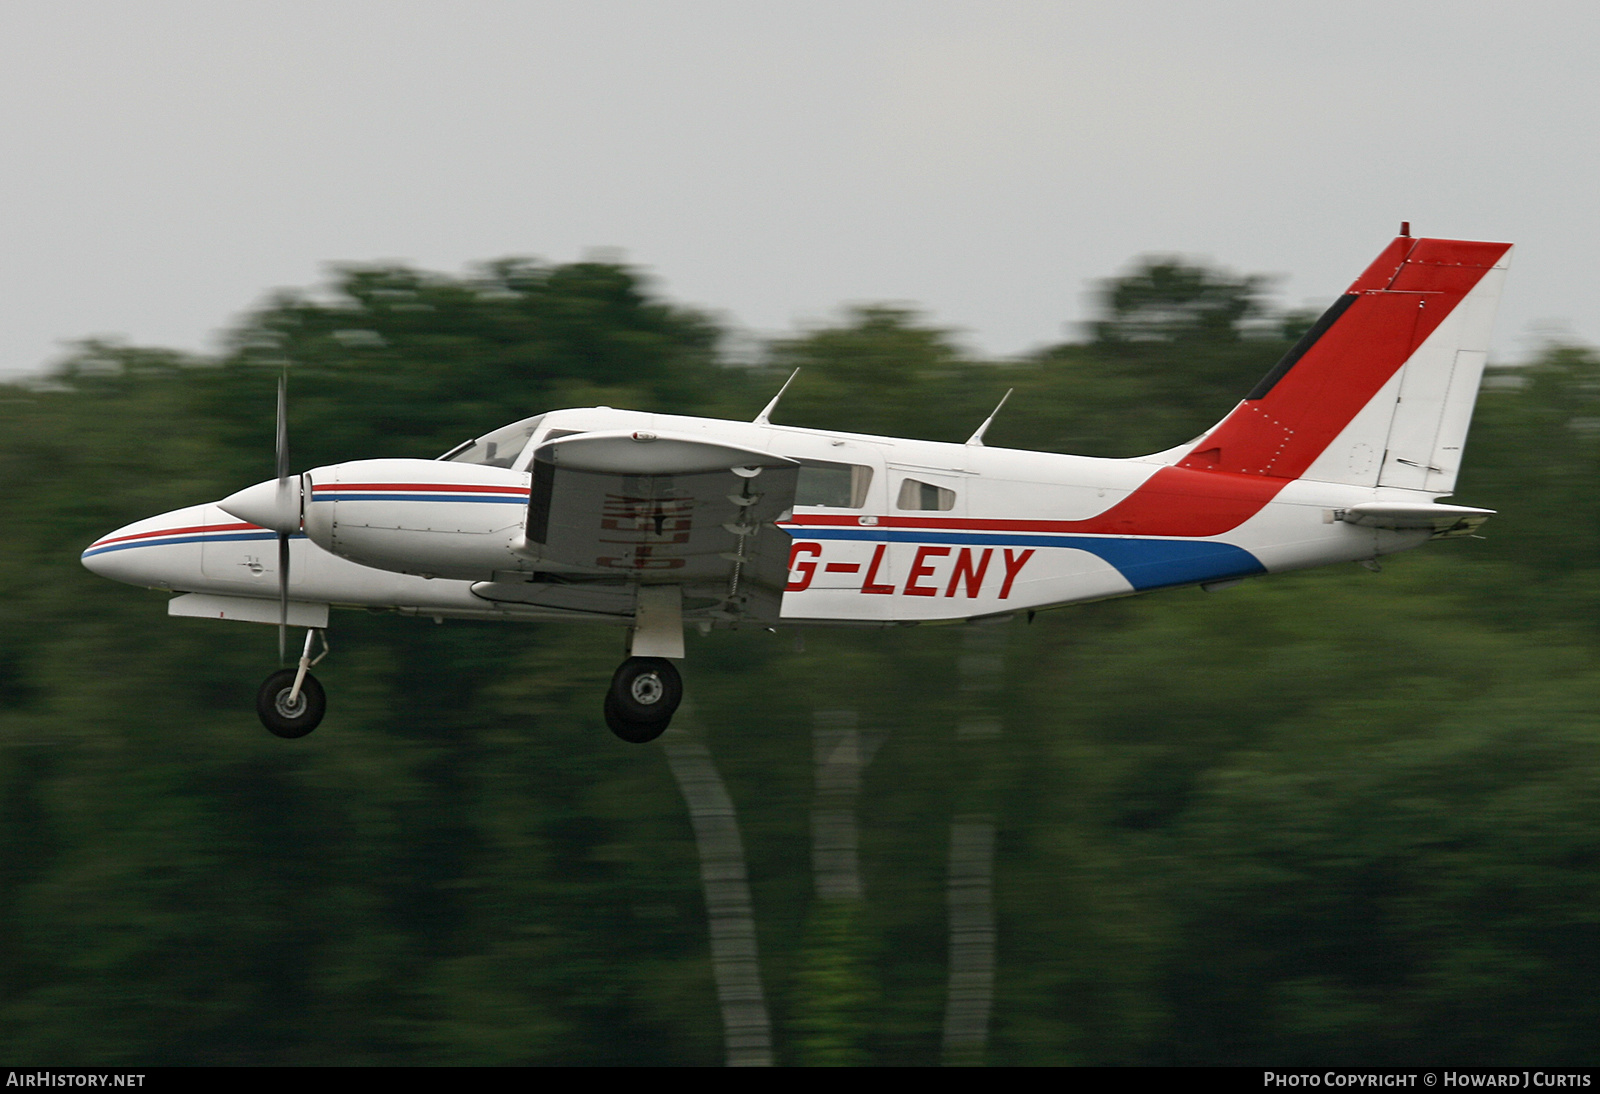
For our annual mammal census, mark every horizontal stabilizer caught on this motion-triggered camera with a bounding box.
[1335,501,1494,538]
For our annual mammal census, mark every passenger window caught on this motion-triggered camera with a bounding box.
[795,460,874,508]
[897,478,956,511]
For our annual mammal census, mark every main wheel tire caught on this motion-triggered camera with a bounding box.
[604,691,671,744]
[609,657,683,722]
[256,669,326,738]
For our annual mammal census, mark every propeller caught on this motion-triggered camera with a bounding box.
[217,372,303,663]
[275,373,290,663]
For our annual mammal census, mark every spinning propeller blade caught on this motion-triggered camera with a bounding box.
[278,532,289,663]
[276,373,289,486]
[276,373,290,664]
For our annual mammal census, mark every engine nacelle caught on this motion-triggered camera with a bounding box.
[303,459,535,581]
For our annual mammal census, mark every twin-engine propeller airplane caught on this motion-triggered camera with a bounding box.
[83,229,1511,743]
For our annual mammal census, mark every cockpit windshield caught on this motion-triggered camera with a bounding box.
[439,414,546,468]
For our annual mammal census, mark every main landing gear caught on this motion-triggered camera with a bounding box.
[256,629,329,738]
[603,657,683,744]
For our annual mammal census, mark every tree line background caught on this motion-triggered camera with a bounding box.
[3,252,1599,1065]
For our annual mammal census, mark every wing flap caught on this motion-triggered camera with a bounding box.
[518,436,800,621]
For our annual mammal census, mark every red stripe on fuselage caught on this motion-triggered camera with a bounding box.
[89,521,260,549]
[787,467,1279,539]
[314,482,530,494]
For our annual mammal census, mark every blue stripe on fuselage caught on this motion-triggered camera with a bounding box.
[81,531,301,559]
[787,527,1265,591]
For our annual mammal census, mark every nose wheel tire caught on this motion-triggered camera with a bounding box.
[604,657,682,743]
[256,669,326,738]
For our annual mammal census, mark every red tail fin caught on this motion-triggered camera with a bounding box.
[1177,235,1511,487]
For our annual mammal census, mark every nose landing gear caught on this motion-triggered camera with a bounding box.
[256,629,329,738]
[603,656,682,743]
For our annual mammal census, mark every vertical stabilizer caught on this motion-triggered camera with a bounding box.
[1177,235,1512,493]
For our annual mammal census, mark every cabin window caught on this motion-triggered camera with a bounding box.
[896,478,956,511]
[440,415,545,468]
[795,460,874,508]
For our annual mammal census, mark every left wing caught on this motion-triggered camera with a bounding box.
[516,430,800,620]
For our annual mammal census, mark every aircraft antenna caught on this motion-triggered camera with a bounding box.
[753,369,800,425]
[965,388,1014,447]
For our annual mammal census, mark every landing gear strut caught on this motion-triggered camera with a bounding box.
[604,656,682,744]
[257,629,329,738]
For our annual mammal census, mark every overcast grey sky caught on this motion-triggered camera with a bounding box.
[2,2,1593,377]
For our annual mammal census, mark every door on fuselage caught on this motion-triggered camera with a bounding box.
[780,450,898,621]
[885,466,978,617]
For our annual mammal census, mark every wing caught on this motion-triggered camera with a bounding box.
[513,430,800,621]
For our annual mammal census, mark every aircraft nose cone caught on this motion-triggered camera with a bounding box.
[80,536,119,578]
[81,522,154,584]
[81,506,210,589]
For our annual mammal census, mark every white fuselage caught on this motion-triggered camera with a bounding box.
[82,405,1431,629]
